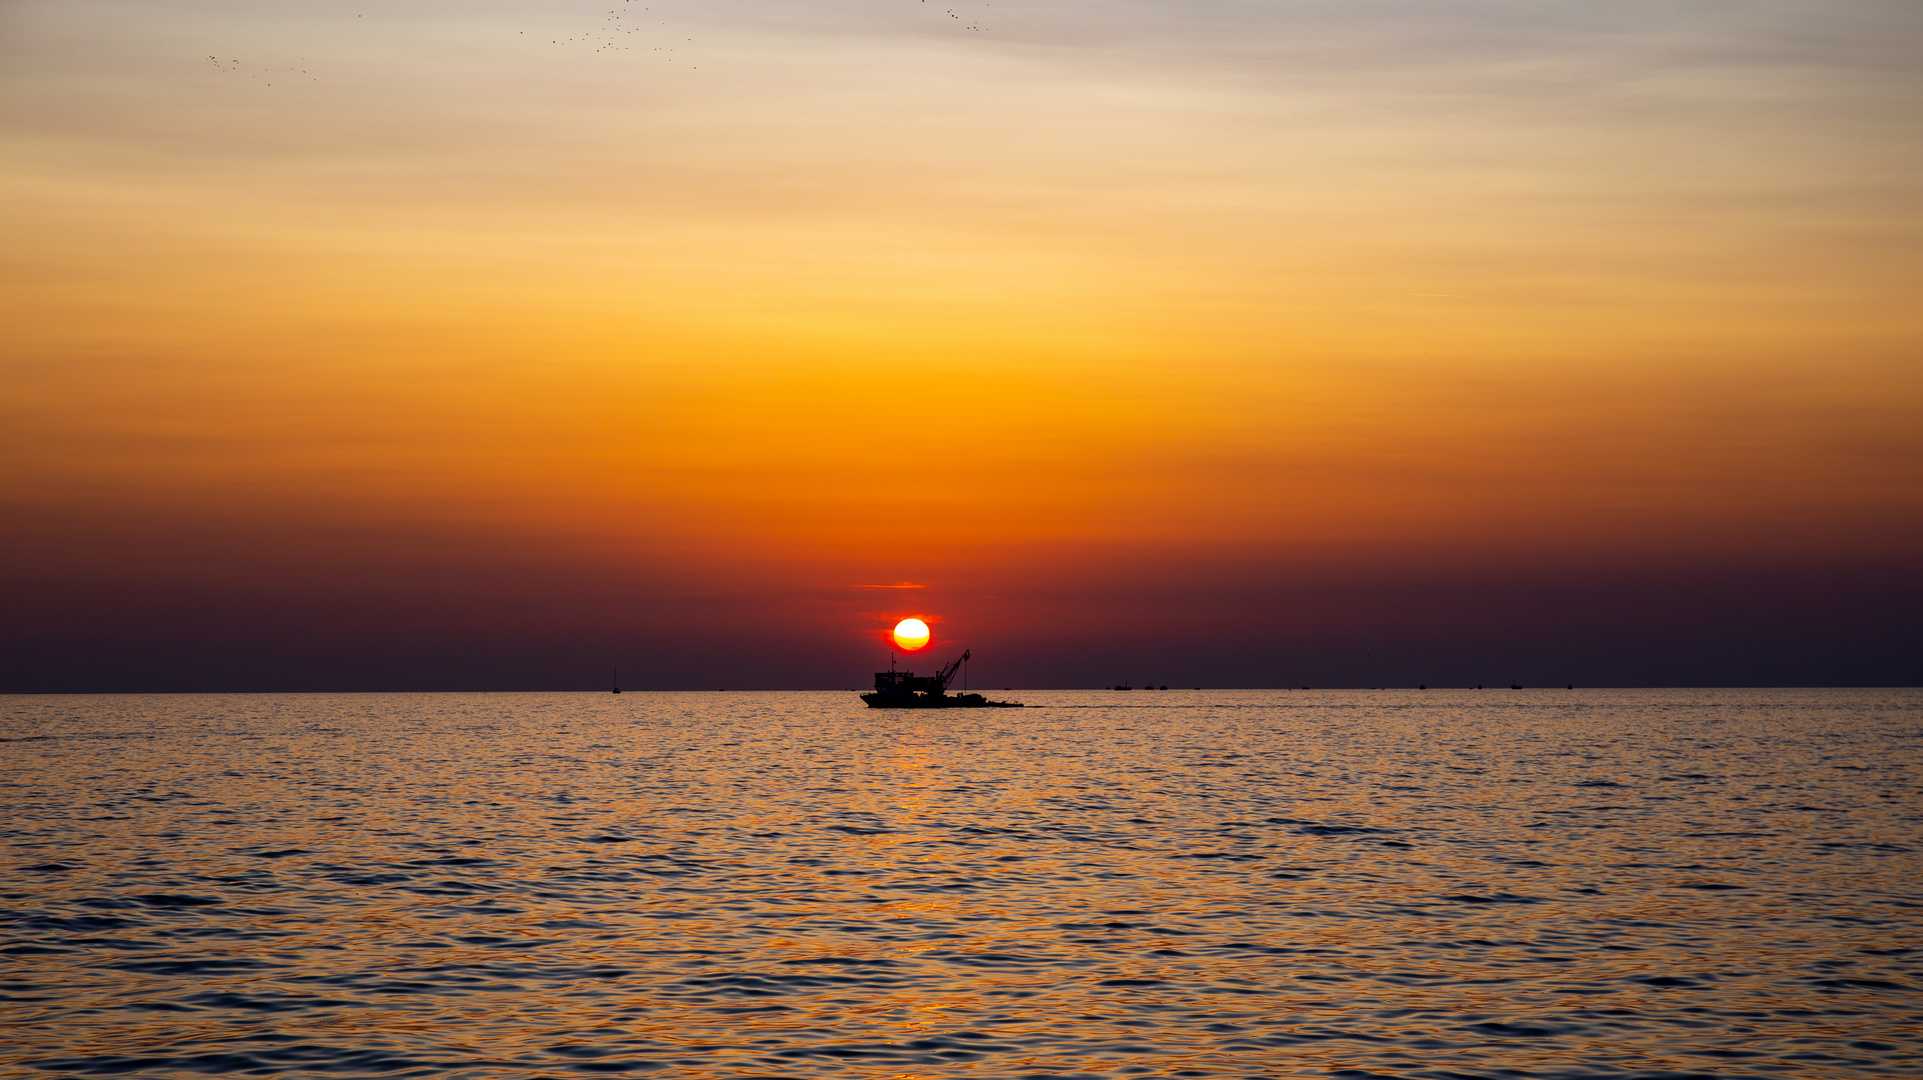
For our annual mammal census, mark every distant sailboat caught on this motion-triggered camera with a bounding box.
[612,666,621,694]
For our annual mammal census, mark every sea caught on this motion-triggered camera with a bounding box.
[1,689,1918,1079]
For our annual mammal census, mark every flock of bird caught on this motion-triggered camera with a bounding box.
[924,0,989,33]
[205,56,316,86]
[546,1,685,57]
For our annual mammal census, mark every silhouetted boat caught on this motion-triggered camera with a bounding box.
[862,650,1021,709]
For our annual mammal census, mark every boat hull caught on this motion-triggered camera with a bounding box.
[861,692,1022,709]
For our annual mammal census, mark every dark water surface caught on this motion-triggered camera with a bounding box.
[2,689,1919,1078]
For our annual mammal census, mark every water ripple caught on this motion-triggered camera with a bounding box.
[2,688,1919,1078]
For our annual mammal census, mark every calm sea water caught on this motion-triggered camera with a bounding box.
[2,689,1918,1079]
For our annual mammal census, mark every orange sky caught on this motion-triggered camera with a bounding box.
[3,0,1920,688]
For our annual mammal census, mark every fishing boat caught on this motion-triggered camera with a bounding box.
[861,650,1021,709]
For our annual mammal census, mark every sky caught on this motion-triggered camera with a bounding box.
[3,0,1920,691]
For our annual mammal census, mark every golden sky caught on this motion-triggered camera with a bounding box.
[3,0,1920,687]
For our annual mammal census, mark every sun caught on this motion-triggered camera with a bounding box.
[892,618,930,651]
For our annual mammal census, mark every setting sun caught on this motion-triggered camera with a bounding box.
[892,618,931,651]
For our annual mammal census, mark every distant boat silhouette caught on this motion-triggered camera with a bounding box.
[612,666,621,694]
[863,650,1020,708]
